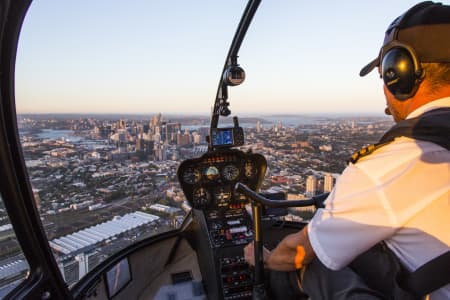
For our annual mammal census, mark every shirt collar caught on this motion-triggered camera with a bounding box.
[406,96,450,119]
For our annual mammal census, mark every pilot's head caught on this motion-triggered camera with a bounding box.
[360,1,450,122]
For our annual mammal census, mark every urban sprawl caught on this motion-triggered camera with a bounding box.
[0,113,393,294]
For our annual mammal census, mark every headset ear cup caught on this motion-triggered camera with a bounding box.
[381,47,422,101]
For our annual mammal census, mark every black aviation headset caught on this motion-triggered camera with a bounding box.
[379,2,436,101]
[381,43,423,101]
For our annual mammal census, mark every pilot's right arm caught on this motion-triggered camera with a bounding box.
[244,226,316,272]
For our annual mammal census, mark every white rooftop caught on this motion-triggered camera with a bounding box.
[0,260,28,279]
[49,211,159,255]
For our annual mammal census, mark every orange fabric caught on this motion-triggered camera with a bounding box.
[295,245,305,269]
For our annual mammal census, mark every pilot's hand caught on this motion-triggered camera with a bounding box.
[244,241,271,267]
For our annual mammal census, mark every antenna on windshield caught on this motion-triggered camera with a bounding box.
[208,0,261,148]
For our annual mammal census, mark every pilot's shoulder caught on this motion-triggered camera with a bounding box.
[350,137,449,175]
[374,136,448,157]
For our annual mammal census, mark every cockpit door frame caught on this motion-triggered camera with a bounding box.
[0,1,73,299]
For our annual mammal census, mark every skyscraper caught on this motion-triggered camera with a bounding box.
[324,173,334,193]
[192,132,201,144]
[176,131,190,146]
[151,113,162,128]
[166,122,181,144]
[256,121,261,133]
[306,175,317,196]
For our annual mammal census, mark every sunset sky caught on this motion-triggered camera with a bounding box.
[15,1,439,115]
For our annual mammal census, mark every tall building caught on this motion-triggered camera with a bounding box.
[160,122,167,143]
[192,132,201,144]
[276,121,282,131]
[143,124,150,134]
[324,173,334,193]
[153,132,161,144]
[93,125,110,139]
[177,129,191,146]
[151,113,162,128]
[154,143,168,161]
[306,175,317,196]
[117,119,126,130]
[135,138,143,151]
[154,143,163,161]
[256,121,261,133]
[162,144,168,161]
[166,122,182,144]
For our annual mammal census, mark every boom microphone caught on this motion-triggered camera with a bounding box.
[384,107,392,115]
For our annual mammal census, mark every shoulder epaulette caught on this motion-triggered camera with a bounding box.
[349,144,375,164]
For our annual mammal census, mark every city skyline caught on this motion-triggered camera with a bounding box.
[15,1,441,114]
[2,111,393,289]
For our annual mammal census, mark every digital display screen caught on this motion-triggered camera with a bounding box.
[211,128,233,146]
[105,258,131,298]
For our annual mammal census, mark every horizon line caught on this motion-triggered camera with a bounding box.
[17,111,387,117]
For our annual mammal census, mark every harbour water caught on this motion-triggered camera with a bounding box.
[36,129,82,142]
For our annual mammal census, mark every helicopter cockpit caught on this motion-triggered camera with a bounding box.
[0,0,448,299]
[0,1,322,299]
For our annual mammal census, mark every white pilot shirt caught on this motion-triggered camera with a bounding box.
[308,97,450,299]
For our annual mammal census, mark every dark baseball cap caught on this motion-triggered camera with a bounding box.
[360,1,450,77]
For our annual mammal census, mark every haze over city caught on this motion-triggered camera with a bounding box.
[15,1,445,115]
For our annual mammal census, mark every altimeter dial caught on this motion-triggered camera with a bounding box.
[222,164,240,181]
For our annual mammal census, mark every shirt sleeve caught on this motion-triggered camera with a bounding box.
[308,138,449,270]
[308,161,398,270]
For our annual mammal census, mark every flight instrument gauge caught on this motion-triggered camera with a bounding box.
[244,161,256,178]
[192,187,210,207]
[182,167,201,184]
[222,165,240,181]
[204,166,220,181]
[214,187,232,208]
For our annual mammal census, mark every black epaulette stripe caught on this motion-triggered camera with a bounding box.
[348,142,390,164]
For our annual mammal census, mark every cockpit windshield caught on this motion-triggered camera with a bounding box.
[13,1,248,286]
[6,0,412,293]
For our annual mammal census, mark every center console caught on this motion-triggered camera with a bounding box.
[178,149,266,300]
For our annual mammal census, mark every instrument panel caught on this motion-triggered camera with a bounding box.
[177,149,267,210]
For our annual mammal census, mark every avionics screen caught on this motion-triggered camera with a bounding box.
[211,128,233,146]
[105,257,131,298]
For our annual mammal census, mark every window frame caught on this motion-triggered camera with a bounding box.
[0,1,72,299]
